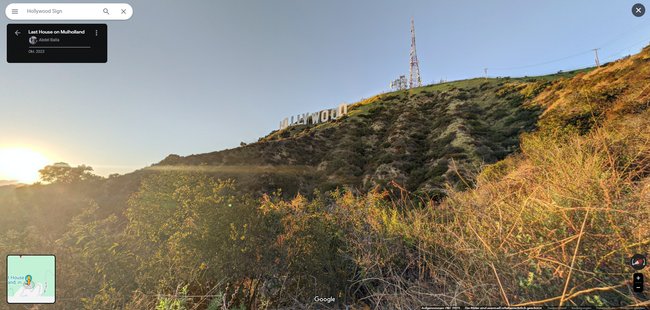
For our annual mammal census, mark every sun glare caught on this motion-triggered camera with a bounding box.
[0,148,50,184]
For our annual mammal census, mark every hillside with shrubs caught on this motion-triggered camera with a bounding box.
[157,73,577,198]
[1,47,650,309]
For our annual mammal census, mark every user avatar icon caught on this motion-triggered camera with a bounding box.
[29,36,38,45]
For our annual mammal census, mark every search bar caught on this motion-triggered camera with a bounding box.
[5,3,133,20]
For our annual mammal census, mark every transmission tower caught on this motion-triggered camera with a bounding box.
[593,48,600,67]
[409,17,422,88]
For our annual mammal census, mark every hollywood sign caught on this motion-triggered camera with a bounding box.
[279,103,349,130]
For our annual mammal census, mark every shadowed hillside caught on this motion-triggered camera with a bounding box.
[157,71,589,198]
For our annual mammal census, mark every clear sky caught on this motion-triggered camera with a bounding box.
[1,0,649,176]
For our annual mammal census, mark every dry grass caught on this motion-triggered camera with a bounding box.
[336,109,650,308]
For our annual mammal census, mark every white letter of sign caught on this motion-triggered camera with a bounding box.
[310,112,320,125]
[338,103,348,117]
[330,108,339,120]
[320,110,329,122]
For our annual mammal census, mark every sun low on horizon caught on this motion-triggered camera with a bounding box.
[0,148,51,184]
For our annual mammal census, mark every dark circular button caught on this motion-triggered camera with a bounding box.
[633,3,645,17]
[630,254,647,270]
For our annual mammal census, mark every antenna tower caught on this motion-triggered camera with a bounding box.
[409,17,422,88]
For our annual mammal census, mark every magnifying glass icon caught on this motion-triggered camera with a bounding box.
[103,8,109,14]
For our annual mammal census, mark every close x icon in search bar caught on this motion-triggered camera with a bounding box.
[5,3,133,20]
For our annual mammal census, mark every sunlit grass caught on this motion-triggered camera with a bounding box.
[147,164,311,175]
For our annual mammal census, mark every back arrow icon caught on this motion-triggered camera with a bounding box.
[15,30,21,36]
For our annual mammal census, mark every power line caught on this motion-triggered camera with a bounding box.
[487,22,650,73]
[489,49,593,71]
[594,20,650,51]
[601,38,650,62]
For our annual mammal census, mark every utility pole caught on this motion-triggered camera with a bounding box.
[484,68,488,80]
[593,48,600,67]
[409,17,422,88]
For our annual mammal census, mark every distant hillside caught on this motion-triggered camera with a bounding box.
[0,180,20,187]
[157,70,590,197]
